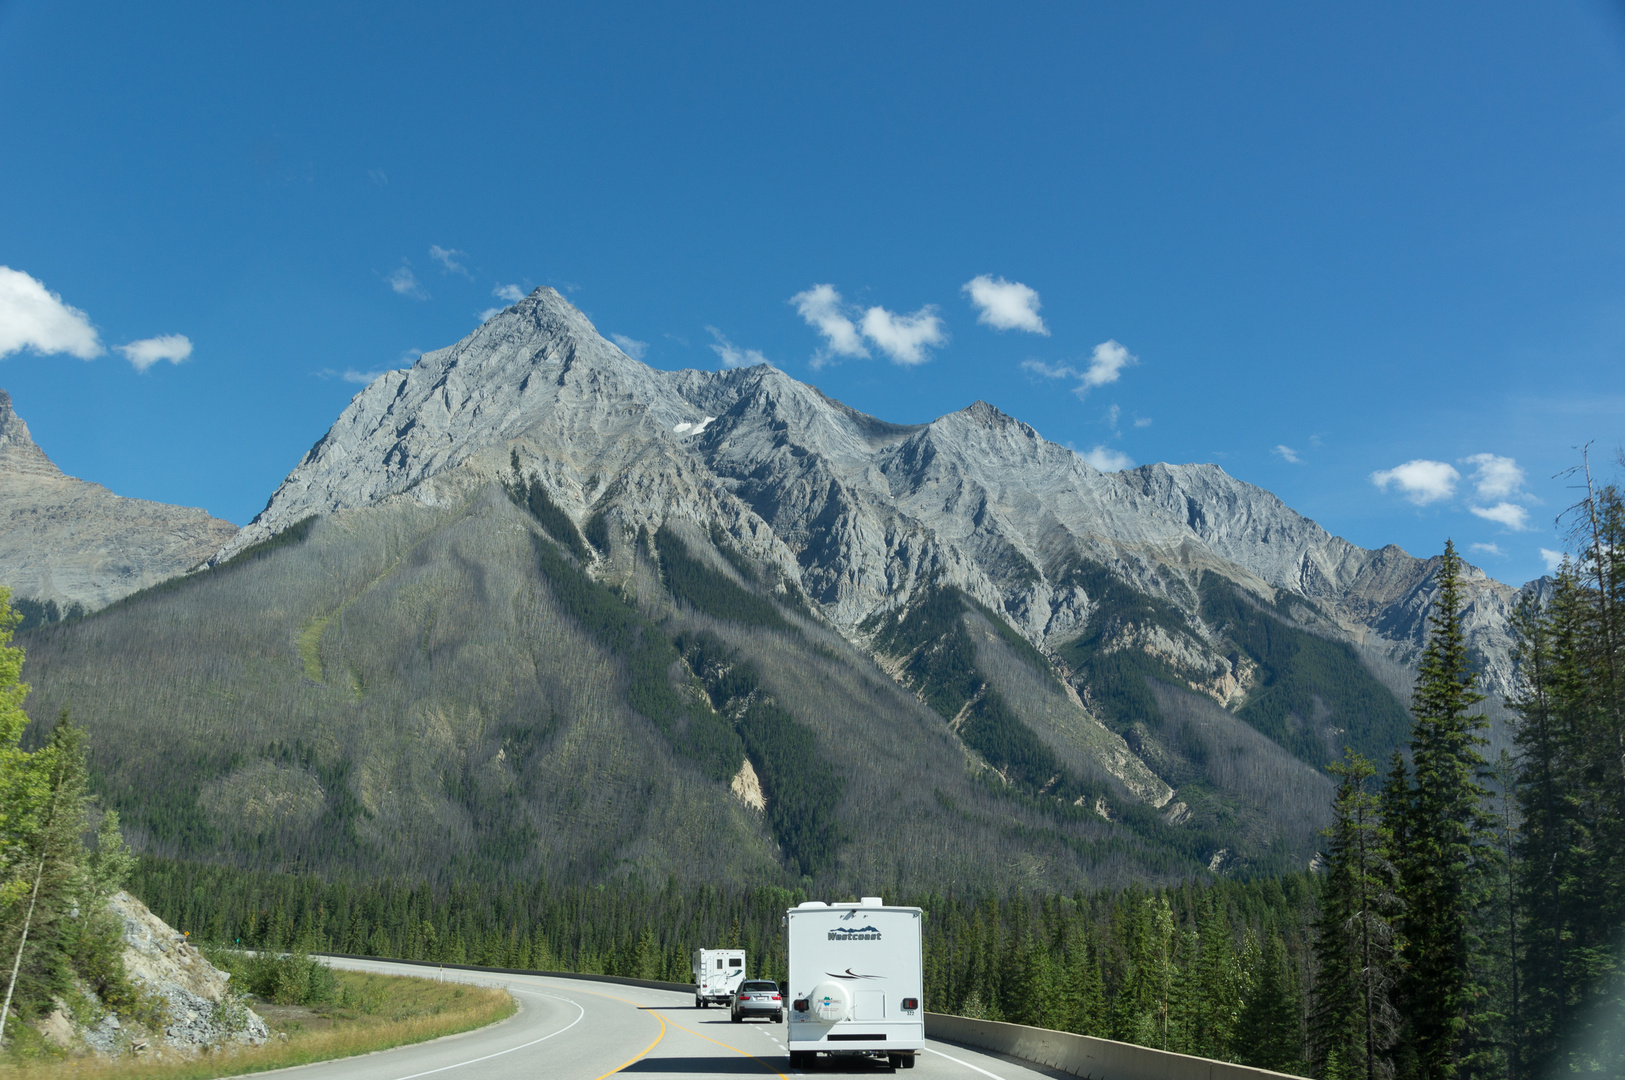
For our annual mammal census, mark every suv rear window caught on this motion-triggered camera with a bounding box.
[741,981,777,991]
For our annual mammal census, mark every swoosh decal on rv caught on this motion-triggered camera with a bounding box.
[826,968,884,980]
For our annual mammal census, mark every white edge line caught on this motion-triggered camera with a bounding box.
[925,1044,1010,1080]
[386,990,585,1080]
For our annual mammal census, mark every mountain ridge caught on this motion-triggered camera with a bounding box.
[11,286,1534,891]
[0,389,239,614]
[217,287,1525,700]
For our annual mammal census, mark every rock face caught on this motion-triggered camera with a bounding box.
[38,891,268,1056]
[219,287,1531,700]
[0,390,239,613]
[108,891,270,1052]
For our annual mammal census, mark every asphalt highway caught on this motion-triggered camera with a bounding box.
[252,957,1062,1080]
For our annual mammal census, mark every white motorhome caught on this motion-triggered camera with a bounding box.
[786,898,924,1069]
[691,948,747,1007]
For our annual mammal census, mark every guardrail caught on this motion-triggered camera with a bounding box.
[314,952,695,994]
[925,1013,1309,1080]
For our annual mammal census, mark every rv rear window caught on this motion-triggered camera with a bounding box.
[716,960,723,970]
[729,958,742,967]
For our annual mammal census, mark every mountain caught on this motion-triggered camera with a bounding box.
[15,289,1533,892]
[0,389,239,622]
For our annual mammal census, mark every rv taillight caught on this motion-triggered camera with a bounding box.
[793,999,809,1012]
[902,998,919,1010]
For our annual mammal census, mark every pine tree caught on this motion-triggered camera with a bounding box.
[1509,467,1625,1078]
[1193,897,1242,1058]
[1007,929,1053,1028]
[1236,931,1304,1072]
[1390,540,1496,1080]
[1312,748,1399,1080]
[1115,896,1178,1048]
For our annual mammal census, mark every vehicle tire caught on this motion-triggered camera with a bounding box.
[776,1010,785,1023]
[789,1051,807,1069]
[903,1054,916,1069]
[731,1011,741,1022]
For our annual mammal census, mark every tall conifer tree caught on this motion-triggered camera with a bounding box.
[1389,540,1496,1080]
[1313,748,1399,1080]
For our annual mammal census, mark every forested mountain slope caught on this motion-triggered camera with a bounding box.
[16,287,1536,891]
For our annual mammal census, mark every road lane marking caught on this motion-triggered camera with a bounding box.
[385,990,584,1080]
[588,1006,667,1080]
[924,1046,1010,1079]
[646,1009,789,1079]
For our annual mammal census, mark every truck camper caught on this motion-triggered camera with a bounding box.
[691,948,747,1007]
[786,898,924,1069]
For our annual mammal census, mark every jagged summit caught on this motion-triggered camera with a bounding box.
[0,389,239,612]
[14,289,1543,891]
[211,288,1523,695]
[0,388,63,480]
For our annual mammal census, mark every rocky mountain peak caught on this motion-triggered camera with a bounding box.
[0,388,63,479]
[0,388,239,612]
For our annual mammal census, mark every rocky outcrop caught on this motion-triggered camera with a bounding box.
[217,287,1531,700]
[34,891,267,1056]
[0,390,239,613]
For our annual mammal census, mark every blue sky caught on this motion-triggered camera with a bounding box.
[2,1,1623,586]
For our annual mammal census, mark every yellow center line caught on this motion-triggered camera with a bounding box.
[588,1003,667,1080]
[525,977,788,1080]
[646,1008,790,1080]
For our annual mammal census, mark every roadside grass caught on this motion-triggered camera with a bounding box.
[0,969,514,1080]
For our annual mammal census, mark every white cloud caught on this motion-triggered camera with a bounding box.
[860,304,946,366]
[493,283,525,303]
[1105,404,1121,432]
[707,327,768,369]
[476,307,502,322]
[1470,501,1532,531]
[612,334,648,360]
[791,284,869,365]
[1462,453,1526,500]
[316,367,387,383]
[1540,548,1566,573]
[962,274,1048,335]
[388,266,427,299]
[1081,340,1135,390]
[429,245,470,277]
[791,283,948,366]
[1082,445,1135,472]
[1469,542,1504,557]
[367,169,388,186]
[1020,358,1076,379]
[1273,445,1301,464]
[116,333,192,372]
[1370,459,1459,505]
[0,266,103,359]
[1134,416,1153,428]
[1021,340,1138,398]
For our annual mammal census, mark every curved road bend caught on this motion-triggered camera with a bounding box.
[250,957,1062,1080]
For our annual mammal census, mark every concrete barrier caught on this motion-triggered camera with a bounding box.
[924,1013,1309,1080]
[315,952,695,995]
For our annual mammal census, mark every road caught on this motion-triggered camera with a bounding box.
[259,957,1061,1080]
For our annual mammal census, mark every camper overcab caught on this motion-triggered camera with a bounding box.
[786,898,924,1069]
[691,948,747,1007]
